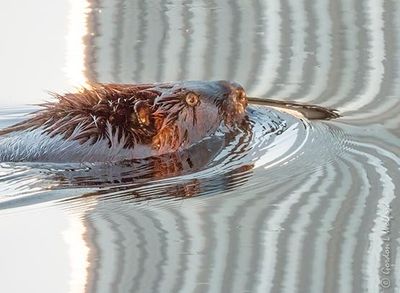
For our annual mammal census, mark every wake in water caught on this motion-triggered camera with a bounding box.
[0,105,345,209]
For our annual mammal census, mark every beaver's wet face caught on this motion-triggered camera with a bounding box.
[151,80,248,152]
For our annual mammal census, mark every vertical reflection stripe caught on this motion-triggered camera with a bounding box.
[249,0,281,96]
[328,0,359,106]
[185,2,207,80]
[257,170,323,292]
[271,0,307,99]
[162,0,185,80]
[340,0,385,113]
[282,167,334,293]
[133,0,147,81]
[110,0,124,81]
[300,0,332,103]
[156,0,169,81]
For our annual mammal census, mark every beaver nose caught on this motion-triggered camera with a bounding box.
[216,80,248,108]
[233,89,247,115]
[225,82,248,114]
[219,81,247,117]
[234,88,248,109]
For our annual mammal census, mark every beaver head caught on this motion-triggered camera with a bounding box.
[151,80,248,152]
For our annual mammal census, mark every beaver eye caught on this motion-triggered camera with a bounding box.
[185,92,199,107]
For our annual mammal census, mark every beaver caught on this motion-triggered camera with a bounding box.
[0,80,248,162]
[0,80,339,163]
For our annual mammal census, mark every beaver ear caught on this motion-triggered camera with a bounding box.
[133,101,151,126]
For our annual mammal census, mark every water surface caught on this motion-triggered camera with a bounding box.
[0,1,399,292]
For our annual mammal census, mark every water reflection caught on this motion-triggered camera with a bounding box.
[1,0,400,292]
[67,0,400,292]
[66,0,90,86]
[56,133,255,202]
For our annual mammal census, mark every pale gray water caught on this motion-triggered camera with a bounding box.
[0,1,399,293]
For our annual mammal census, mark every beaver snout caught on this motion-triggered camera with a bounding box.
[232,88,248,114]
[216,80,248,115]
[210,80,248,124]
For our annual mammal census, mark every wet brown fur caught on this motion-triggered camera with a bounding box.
[0,83,165,148]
